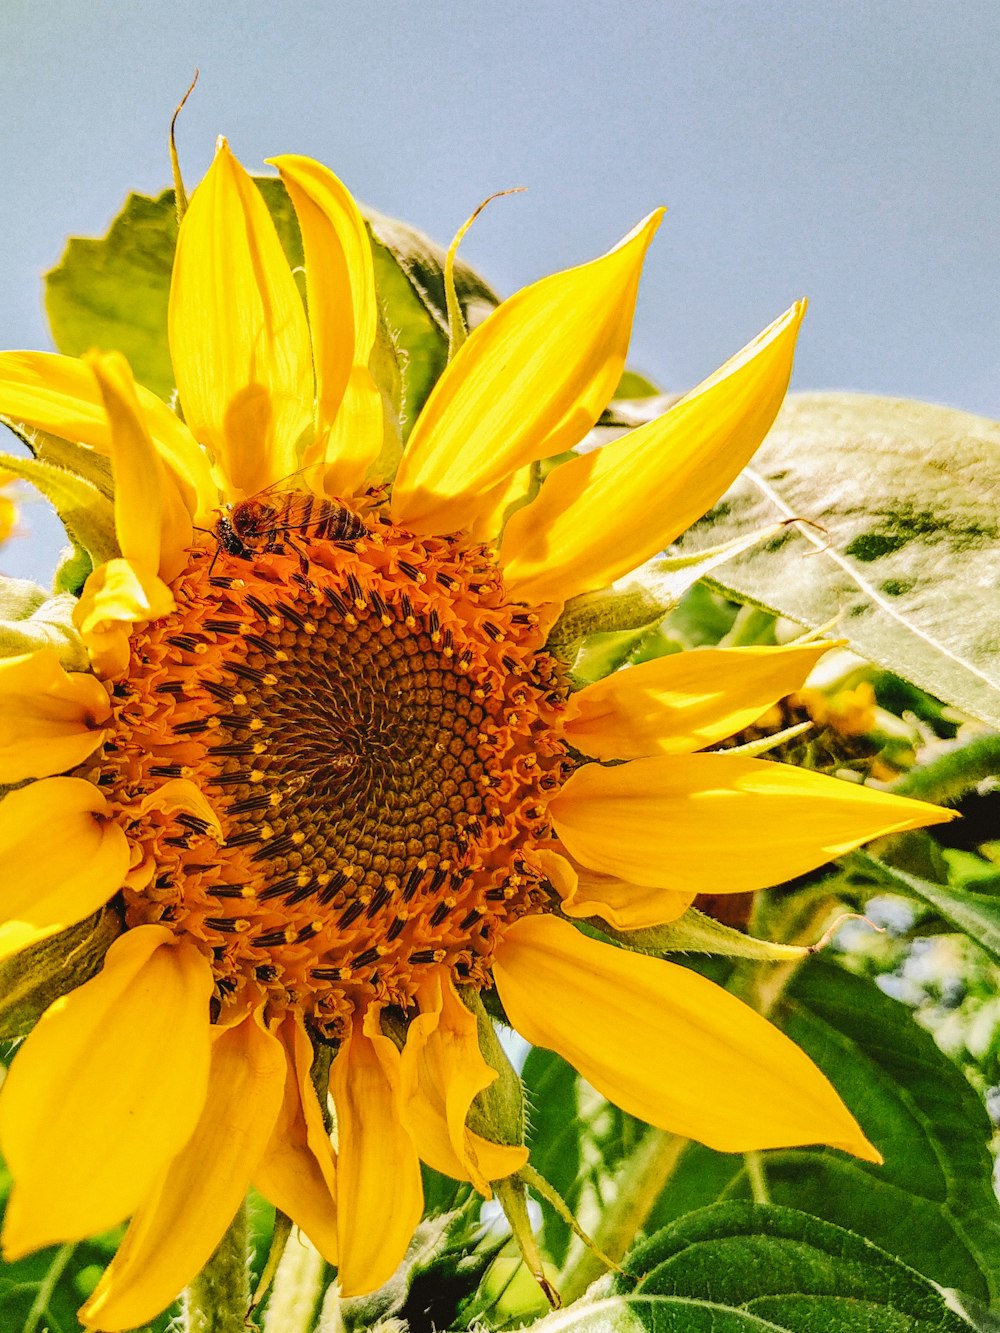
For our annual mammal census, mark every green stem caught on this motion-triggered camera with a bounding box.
[25,1243,74,1333]
[183,1198,250,1333]
[744,1151,770,1204]
[559,1130,688,1305]
[261,1228,327,1333]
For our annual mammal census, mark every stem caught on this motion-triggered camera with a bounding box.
[25,1243,74,1333]
[744,1151,770,1204]
[183,1198,250,1333]
[559,1130,687,1305]
[261,1228,327,1333]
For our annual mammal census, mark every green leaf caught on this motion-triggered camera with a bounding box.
[675,392,1000,729]
[849,849,1000,966]
[363,206,500,434]
[46,190,179,401]
[604,1202,974,1331]
[646,961,1000,1304]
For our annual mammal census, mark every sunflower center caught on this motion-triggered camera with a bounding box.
[95,503,570,1036]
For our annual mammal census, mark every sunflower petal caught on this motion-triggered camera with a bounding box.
[169,139,313,495]
[254,1012,338,1264]
[0,650,111,782]
[272,155,383,492]
[556,861,694,932]
[400,972,527,1194]
[0,776,129,961]
[551,752,956,893]
[87,351,192,581]
[493,914,878,1159]
[561,643,831,760]
[80,1009,285,1332]
[0,926,212,1258]
[391,211,663,536]
[0,351,216,516]
[501,302,805,604]
[331,1007,423,1296]
[73,557,175,680]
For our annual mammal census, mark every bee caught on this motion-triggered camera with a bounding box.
[212,475,368,570]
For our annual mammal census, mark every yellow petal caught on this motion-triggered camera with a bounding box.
[554,858,694,932]
[331,1007,423,1296]
[271,155,383,493]
[562,643,832,760]
[501,303,805,604]
[0,776,129,961]
[73,557,175,680]
[493,914,879,1159]
[81,1009,285,1332]
[391,211,663,536]
[87,351,192,582]
[0,649,111,782]
[551,752,956,893]
[137,778,222,840]
[254,1012,338,1264]
[400,972,528,1194]
[169,139,313,495]
[0,926,213,1257]
[0,350,216,516]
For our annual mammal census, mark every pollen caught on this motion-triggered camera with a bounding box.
[91,505,572,1036]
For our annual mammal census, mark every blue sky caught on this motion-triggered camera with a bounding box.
[1,1,997,579]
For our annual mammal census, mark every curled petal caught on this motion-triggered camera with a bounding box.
[550,856,694,932]
[0,650,111,783]
[254,1012,338,1263]
[169,139,313,495]
[561,643,832,760]
[87,351,192,581]
[0,350,216,516]
[0,777,129,961]
[391,211,663,536]
[501,303,805,604]
[400,971,527,1194]
[81,1009,285,1332]
[272,154,383,492]
[73,558,175,680]
[551,752,956,893]
[0,926,213,1258]
[331,1008,423,1296]
[493,914,879,1159]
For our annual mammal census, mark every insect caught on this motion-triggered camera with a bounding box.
[212,477,368,571]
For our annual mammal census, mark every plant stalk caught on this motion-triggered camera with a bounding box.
[183,1198,250,1333]
[559,1130,687,1304]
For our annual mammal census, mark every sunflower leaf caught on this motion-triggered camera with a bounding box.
[0,907,121,1039]
[675,391,1000,729]
[45,190,179,401]
[546,1202,977,1331]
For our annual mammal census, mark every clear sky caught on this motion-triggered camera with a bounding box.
[1,1,997,579]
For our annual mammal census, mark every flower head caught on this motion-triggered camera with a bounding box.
[0,142,953,1329]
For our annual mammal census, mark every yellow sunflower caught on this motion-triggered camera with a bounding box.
[0,141,951,1330]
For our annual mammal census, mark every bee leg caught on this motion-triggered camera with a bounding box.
[284,534,311,576]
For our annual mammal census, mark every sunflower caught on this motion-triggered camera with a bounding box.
[0,141,951,1330]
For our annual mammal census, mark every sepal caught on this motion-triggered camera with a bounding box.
[0,905,121,1039]
[596,904,812,962]
[0,579,86,669]
[0,451,118,573]
[546,522,789,666]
